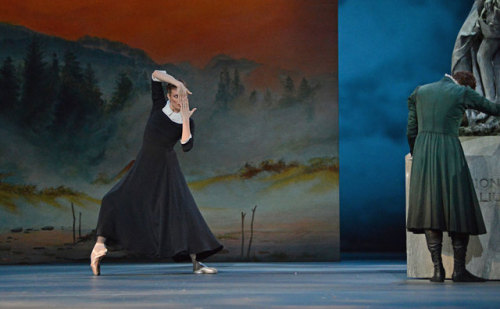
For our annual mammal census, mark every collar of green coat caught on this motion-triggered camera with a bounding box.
[444,74,459,85]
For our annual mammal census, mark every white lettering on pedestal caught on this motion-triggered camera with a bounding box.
[474,178,500,189]
[479,192,500,203]
[474,177,500,206]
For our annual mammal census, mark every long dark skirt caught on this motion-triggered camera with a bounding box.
[96,146,223,261]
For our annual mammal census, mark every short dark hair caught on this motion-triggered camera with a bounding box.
[166,79,187,94]
[452,71,476,89]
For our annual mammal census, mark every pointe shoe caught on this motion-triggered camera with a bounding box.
[90,246,107,276]
[193,262,218,274]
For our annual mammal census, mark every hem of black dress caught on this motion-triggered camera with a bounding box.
[94,234,224,261]
[171,245,224,262]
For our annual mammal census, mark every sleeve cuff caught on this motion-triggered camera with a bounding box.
[180,134,192,144]
[152,70,167,82]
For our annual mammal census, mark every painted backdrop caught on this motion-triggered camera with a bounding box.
[0,0,338,263]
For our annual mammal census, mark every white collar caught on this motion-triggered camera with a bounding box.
[445,74,459,85]
[162,100,183,124]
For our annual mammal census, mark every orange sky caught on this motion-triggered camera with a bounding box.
[0,0,336,75]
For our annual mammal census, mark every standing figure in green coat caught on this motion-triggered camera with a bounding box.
[407,71,500,282]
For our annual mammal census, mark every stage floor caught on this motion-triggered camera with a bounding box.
[0,261,499,308]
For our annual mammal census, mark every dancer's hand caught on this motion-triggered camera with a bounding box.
[176,82,192,99]
[180,96,196,121]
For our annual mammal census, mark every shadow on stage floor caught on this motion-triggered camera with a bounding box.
[1,260,499,308]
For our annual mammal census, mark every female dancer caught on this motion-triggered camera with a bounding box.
[90,70,223,275]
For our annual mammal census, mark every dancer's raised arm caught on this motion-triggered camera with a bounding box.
[152,70,191,97]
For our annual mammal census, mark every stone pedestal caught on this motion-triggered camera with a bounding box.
[406,136,500,280]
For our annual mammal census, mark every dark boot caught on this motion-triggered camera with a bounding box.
[424,230,445,282]
[451,233,486,282]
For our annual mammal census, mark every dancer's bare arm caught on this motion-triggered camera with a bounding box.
[180,96,196,150]
[152,70,192,97]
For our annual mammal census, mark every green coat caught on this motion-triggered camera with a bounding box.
[406,76,500,235]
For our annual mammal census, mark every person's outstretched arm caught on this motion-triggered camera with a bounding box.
[464,87,500,116]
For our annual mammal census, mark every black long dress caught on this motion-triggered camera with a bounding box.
[96,79,223,261]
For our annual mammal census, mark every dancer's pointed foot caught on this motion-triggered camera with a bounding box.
[90,244,107,276]
[193,261,218,274]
